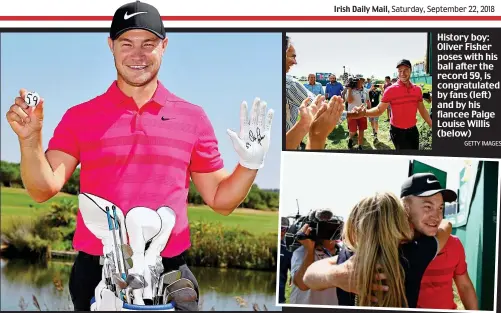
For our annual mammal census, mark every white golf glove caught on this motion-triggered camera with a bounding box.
[227,98,274,170]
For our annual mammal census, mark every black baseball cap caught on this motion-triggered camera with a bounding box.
[396,59,412,68]
[110,1,166,40]
[400,173,457,202]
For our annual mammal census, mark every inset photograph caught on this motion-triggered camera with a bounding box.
[285,32,433,151]
[277,152,498,311]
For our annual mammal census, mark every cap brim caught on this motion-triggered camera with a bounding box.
[112,27,165,40]
[415,189,457,202]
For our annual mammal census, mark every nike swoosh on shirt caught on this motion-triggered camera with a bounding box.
[124,11,148,20]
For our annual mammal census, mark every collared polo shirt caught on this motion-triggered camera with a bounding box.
[381,79,423,129]
[303,82,324,96]
[325,81,344,97]
[417,235,468,309]
[47,80,224,258]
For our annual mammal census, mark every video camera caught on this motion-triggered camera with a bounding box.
[283,200,344,253]
[345,77,360,89]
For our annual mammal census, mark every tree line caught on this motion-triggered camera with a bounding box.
[1,160,279,210]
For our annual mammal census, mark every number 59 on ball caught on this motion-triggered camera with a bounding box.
[25,92,40,107]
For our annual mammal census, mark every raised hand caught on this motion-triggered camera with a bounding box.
[309,95,344,141]
[5,89,45,141]
[227,98,274,170]
[297,95,324,128]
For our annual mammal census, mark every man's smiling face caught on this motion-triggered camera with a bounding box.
[406,193,444,236]
[109,29,168,87]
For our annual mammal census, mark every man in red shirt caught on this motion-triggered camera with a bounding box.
[417,235,478,309]
[354,59,432,150]
[400,175,478,310]
[5,1,274,311]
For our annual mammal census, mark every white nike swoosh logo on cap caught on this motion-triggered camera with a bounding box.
[427,179,439,184]
[124,11,148,20]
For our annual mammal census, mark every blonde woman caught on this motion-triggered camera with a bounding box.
[333,191,451,308]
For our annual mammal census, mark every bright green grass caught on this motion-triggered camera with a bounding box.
[187,206,278,234]
[1,187,278,235]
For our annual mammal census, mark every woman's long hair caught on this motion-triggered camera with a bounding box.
[342,192,413,307]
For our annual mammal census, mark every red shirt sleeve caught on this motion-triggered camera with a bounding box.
[46,108,80,161]
[381,86,393,103]
[189,108,224,173]
[454,237,468,276]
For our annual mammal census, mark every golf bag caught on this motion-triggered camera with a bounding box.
[79,193,198,311]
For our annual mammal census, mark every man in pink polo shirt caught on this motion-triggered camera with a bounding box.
[353,59,432,150]
[4,1,274,311]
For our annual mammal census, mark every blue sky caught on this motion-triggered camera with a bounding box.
[1,32,282,189]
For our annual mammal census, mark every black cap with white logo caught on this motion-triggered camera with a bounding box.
[396,59,412,69]
[400,173,457,202]
[110,1,165,40]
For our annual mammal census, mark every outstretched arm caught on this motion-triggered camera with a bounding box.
[192,98,274,216]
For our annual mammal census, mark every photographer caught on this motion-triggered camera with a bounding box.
[289,210,342,305]
[346,77,371,150]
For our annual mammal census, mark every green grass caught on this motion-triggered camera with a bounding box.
[187,206,277,235]
[324,99,432,151]
[1,187,278,235]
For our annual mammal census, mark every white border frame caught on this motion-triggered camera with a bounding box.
[275,152,500,313]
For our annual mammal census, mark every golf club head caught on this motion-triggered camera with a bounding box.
[166,278,195,293]
[160,270,182,292]
[155,270,181,304]
[124,258,133,271]
[126,274,146,289]
[78,193,126,244]
[164,287,197,304]
[155,257,164,276]
[121,244,133,259]
[151,257,163,302]
[112,273,128,290]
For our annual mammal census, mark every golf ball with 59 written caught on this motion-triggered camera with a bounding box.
[24,92,40,107]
